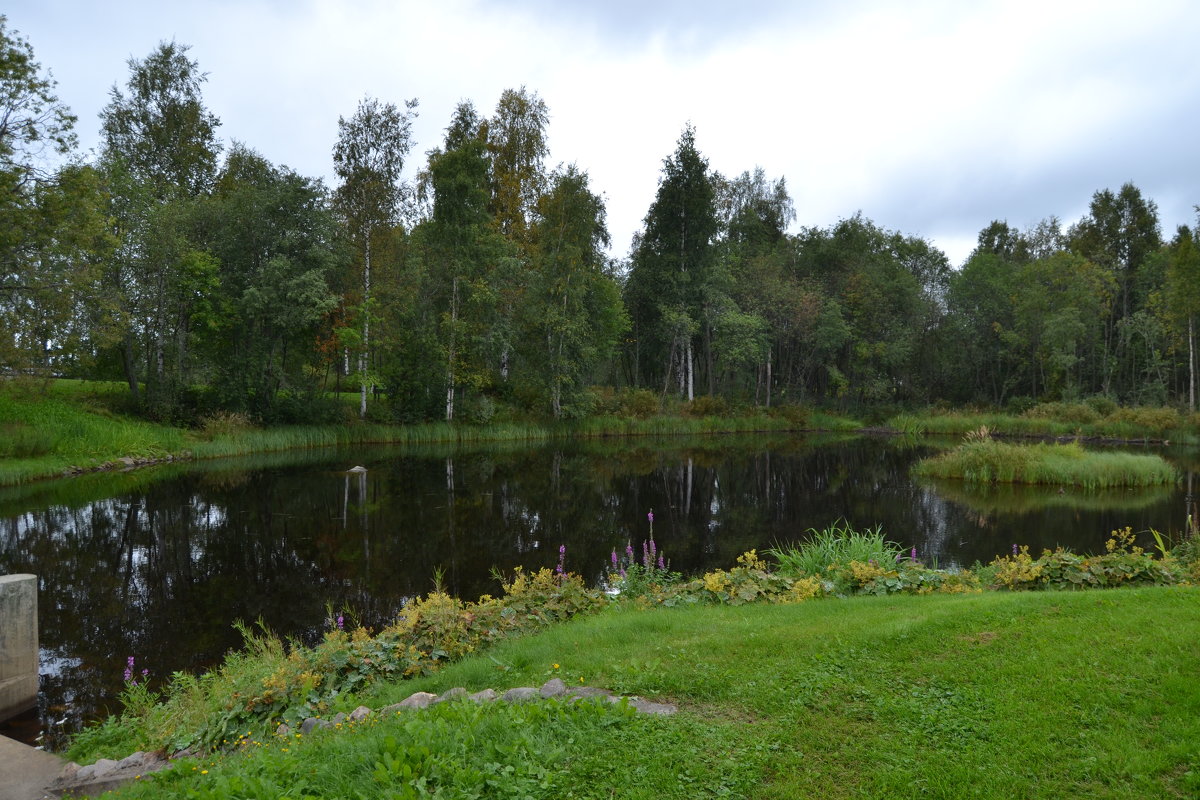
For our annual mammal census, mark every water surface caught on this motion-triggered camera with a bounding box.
[1,433,1194,746]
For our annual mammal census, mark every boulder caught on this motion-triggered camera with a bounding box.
[501,687,540,703]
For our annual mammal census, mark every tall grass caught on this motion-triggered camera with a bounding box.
[889,404,1200,444]
[768,521,903,576]
[915,439,1178,488]
[1,379,867,486]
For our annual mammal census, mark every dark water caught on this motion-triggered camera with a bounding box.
[1,433,1195,748]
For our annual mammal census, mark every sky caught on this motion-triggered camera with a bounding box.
[7,0,1200,266]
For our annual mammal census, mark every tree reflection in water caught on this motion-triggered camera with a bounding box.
[0,434,1188,746]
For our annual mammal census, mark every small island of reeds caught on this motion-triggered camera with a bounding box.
[914,436,1177,488]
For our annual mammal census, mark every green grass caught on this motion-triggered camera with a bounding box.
[95,588,1200,799]
[768,521,903,575]
[914,440,1178,488]
[0,382,190,484]
[889,405,1200,444]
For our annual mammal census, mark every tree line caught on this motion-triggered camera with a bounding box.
[3,22,1198,425]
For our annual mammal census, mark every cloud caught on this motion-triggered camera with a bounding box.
[6,0,1199,267]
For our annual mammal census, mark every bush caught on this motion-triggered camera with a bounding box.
[1005,395,1035,415]
[766,403,810,427]
[1023,402,1099,425]
[682,394,730,418]
[1106,406,1180,434]
[198,411,257,440]
[1085,395,1118,417]
[618,388,661,419]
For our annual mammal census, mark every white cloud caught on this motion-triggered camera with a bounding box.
[7,0,1199,267]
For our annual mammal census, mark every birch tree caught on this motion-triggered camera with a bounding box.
[333,96,417,419]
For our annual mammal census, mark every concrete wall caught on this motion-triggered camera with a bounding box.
[0,574,38,723]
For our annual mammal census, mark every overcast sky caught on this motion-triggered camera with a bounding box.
[8,0,1200,265]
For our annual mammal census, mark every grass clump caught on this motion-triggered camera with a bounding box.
[914,439,1177,488]
[769,521,903,576]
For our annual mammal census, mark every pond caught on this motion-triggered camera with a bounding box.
[1,432,1195,747]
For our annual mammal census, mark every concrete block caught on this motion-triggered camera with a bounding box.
[0,574,38,723]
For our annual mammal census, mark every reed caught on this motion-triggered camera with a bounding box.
[914,439,1177,488]
[768,521,904,576]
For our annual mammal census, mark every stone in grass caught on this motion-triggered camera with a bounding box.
[540,678,567,698]
[53,752,171,797]
[74,758,119,782]
[432,687,468,704]
[397,691,439,710]
[628,697,678,715]
[349,705,373,721]
[300,717,332,734]
[469,689,498,703]
[501,687,540,703]
[331,712,347,726]
[275,723,291,737]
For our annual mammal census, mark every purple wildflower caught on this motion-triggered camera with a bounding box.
[647,510,654,525]
[649,539,657,558]
[657,554,666,570]
[556,544,566,575]
[626,543,634,560]
[123,656,135,683]
[642,540,650,568]
[911,547,917,562]
[1012,543,1019,557]
[611,549,619,567]
[336,614,344,631]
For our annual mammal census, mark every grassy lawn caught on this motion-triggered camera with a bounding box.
[100,587,1200,799]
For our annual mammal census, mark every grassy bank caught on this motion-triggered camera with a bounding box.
[81,587,1200,799]
[914,439,1178,488]
[0,381,861,487]
[64,523,1200,798]
[890,402,1200,443]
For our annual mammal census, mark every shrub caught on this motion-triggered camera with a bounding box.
[1085,395,1118,417]
[766,403,810,427]
[1023,402,1098,425]
[1005,395,1035,415]
[618,388,661,418]
[1106,406,1180,434]
[682,394,730,418]
[198,411,257,440]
